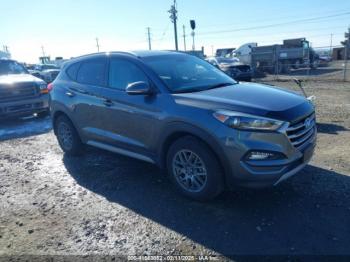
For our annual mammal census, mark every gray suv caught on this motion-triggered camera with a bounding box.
[50,51,316,200]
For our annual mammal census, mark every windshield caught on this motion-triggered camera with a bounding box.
[0,60,28,75]
[35,64,59,71]
[216,57,238,64]
[42,65,59,70]
[143,54,236,93]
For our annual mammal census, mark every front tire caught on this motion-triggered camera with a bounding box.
[166,136,224,201]
[54,115,83,155]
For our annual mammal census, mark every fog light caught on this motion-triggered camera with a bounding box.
[246,151,282,161]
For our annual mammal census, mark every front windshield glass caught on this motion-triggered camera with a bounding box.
[217,57,238,64]
[42,65,59,70]
[0,60,28,75]
[143,54,236,93]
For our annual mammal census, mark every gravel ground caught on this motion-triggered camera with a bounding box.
[254,61,350,82]
[0,80,349,260]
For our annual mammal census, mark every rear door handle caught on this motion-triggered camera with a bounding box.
[103,99,113,107]
[65,91,75,97]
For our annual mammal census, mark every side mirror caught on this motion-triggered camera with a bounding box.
[126,81,153,95]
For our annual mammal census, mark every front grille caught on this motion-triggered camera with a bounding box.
[0,83,39,103]
[286,113,316,149]
[235,65,251,72]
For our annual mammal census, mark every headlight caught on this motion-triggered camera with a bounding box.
[38,83,49,94]
[213,110,285,131]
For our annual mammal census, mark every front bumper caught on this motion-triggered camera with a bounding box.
[0,94,49,118]
[217,124,317,189]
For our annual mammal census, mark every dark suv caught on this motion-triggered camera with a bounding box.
[0,59,49,118]
[50,51,316,200]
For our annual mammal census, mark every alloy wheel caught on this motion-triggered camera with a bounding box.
[172,150,207,193]
[57,122,73,151]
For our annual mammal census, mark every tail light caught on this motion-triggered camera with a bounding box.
[47,83,54,92]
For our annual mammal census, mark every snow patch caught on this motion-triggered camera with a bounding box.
[0,117,52,140]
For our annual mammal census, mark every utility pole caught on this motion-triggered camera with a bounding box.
[182,25,186,51]
[41,46,46,57]
[343,27,350,81]
[96,38,100,52]
[168,0,178,51]
[3,45,9,53]
[147,27,152,50]
[329,33,333,56]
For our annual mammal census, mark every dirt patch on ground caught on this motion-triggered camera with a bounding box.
[0,80,349,259]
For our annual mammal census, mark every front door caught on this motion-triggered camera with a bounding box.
[97,57,164,158]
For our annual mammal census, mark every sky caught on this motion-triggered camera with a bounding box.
[1,0,350,63]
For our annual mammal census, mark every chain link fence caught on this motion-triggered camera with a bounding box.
[251,45,349,82]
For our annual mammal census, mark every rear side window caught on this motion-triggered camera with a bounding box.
[77,59,106,86]
[108,59,148,90]
[66,62,80,80]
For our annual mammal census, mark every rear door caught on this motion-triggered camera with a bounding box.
[67,57,108,142]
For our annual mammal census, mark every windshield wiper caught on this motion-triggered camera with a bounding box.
[172,82,237,94]
[173,88,202,94]
[207,82,236,90]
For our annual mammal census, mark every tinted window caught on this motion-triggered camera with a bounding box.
[77,59,106,86]
[108,59,148,90]
[66,62,80,80]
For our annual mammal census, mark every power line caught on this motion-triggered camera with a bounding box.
[197,12,350,36]
[168,0,178,50]
[198,8,350,30]
[152,22,171,42]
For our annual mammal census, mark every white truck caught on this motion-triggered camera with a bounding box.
[232,43,257,65]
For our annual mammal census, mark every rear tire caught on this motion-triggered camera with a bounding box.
[166,136,224,201]
[54,115,83,155]
[282,62,291,74]
[293,60,301,69]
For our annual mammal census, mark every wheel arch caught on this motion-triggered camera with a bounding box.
[52,109,80,138]
[158,122,231,184]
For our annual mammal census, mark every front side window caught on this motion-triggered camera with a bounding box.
[143,54,236,93]
[77,59,106,86]
[108,59,148,90]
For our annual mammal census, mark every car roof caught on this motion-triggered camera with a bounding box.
[72,50,186,61]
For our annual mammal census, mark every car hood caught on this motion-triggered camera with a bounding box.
[0,74,44,85]
[173,82,314,122]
